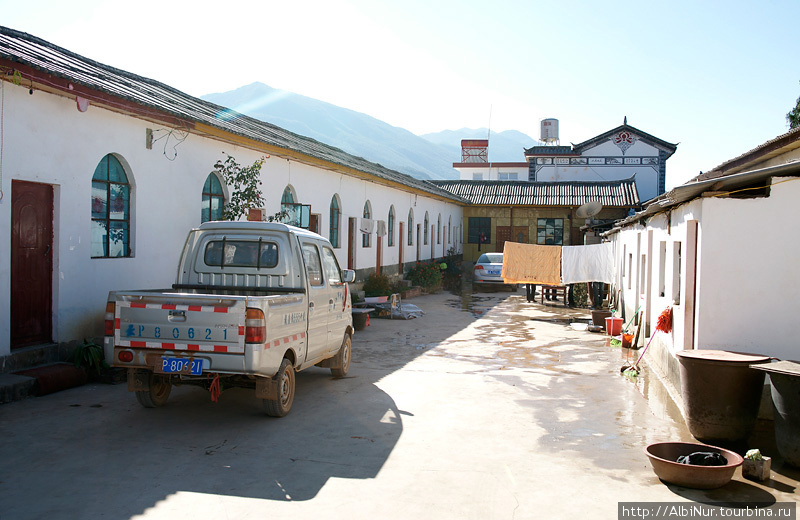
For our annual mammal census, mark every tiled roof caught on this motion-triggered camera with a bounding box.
[523,145,578,156]
[0,26,466,204]
[689,126,800,182]
[430,178,640,207]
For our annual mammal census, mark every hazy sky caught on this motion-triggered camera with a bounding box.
[4,0,799,188]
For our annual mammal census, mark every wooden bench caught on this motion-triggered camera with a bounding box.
[539,285,568,306]
[351,308,374,330]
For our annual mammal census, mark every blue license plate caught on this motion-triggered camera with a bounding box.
[161,357,203,375]
[487,270,500,275]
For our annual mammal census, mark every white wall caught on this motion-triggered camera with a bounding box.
[610,176,800,362]
[0,82,462,357]
[694,177,800,360]
[456,165,528,181]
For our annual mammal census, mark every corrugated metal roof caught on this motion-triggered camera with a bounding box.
[430,178,640,207]
[0,26,467,204]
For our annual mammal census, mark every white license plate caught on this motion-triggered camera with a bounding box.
[121,324,232,342]
[160,357,202,375]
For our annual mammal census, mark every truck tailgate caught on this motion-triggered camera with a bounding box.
[114,294,247,354]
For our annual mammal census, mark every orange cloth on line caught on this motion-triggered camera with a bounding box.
[501,242,562,285]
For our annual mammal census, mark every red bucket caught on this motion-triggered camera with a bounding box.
[605,317,623,336]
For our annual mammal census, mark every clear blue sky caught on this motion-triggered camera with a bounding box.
[4,0,799,188]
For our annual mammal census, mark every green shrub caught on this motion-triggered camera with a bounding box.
[407,261,443,291]
[363,272,393,297]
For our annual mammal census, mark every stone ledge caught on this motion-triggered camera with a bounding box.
[0,373,37,404]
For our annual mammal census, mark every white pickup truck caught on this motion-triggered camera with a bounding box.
[103,221,355,417]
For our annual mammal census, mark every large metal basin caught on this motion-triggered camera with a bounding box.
[752,360,800,467]
[676,350,770,443]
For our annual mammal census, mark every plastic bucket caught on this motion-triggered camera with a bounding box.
[605,317,623,336]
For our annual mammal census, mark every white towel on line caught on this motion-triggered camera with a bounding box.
[561,243,614,284]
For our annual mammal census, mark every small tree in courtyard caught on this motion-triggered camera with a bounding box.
[213,153,265,220]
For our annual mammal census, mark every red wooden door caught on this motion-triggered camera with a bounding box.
[347,217,357,270]
[376,235,382,275]
[398,222,404,271]
[11,181,53,348]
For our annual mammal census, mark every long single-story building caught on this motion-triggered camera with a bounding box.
[605,126,800,391]
[0,27,465,369]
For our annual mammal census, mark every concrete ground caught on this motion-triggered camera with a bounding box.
[0,290,797,519]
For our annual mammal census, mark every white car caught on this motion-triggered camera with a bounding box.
[473,253,513,289]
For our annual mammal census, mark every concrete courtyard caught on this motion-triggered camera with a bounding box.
[0,290,797,519]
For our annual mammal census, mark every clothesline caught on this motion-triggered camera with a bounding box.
[500,241,614,285]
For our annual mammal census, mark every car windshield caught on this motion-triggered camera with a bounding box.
[477,253,503,264]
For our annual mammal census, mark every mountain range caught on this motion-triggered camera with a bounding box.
[201,82,534,181]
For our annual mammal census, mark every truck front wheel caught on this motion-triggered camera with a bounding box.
[263,358,295,417]
[135,372,172,408]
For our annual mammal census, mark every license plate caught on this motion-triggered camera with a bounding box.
[159,357,203,375]
[487,270,500,275]
[121,324,232,342]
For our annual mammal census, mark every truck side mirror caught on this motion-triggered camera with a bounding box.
[342,270,356,283]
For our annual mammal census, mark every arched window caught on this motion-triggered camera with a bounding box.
[329,195,341,248]
[91,154,131,258]
[388,206,395,247]
[407,209,414,246]
[362,201,371,248]
[437,214,441,244]
[281,186,295,223]
[448,216,452,244]
[201,173,225,223]
[423,212,429,245]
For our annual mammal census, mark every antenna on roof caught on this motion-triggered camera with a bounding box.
[487,104,493,142]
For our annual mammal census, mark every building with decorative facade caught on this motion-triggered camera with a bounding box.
[454,119,678,203]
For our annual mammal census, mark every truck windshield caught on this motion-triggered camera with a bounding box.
[204,240,279,268]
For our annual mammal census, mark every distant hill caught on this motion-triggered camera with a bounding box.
[201,83,534,181]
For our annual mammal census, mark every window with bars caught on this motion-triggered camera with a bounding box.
[467,217,491,244]
[536,218,563,245]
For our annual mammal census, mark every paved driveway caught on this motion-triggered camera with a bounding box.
[1,291,797,519]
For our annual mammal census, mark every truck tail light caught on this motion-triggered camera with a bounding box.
[104,302,116,336]
[118,350,134,363]
[245,308,266,344]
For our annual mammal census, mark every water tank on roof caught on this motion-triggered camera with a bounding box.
[540,118,559,144]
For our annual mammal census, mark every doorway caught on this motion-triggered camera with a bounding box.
[347,217,357,270]
[11,180,54,348]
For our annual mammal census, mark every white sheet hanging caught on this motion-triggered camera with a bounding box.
[561,243,614,284]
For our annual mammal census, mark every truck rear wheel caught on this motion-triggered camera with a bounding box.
[330,333,351,378]
[263,358,295,417]
[135,372,172,408]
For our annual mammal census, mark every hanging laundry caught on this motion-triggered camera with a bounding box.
[501,242,562,285]
[561,243,615,284]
